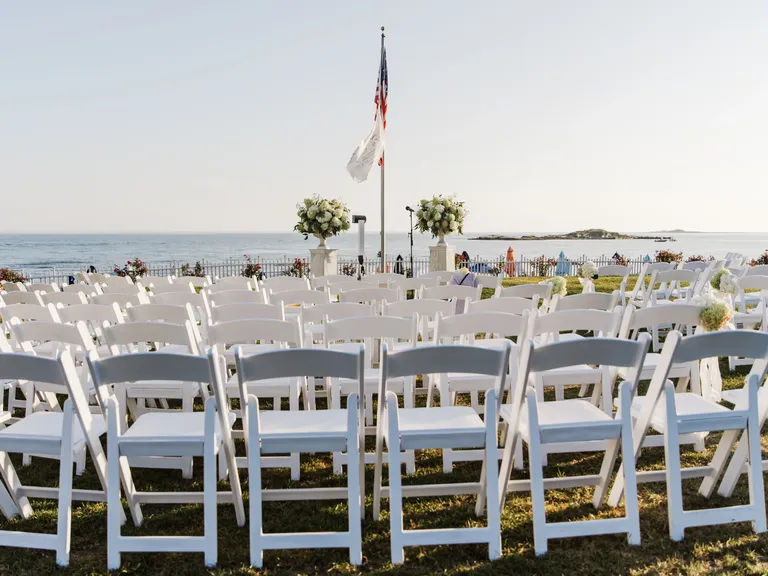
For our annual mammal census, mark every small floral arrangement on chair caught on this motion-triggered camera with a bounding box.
[180,261,205,277]
[415,195,466,239]
[710,269,739,295]
[693,293,734,332]
[113,258,147,282]
[542,276,567,297]
[579,261,598,279]
[241,254,264,281]
[295,196,351,243]
[0,268,28,283]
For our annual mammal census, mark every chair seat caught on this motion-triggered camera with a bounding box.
[503,399,616,443]
[630,393,730,432]
[0,411,104,452]
[119,411,235,456]
[618,353,692,379]
[259,410,348,441]
[385,406,485,450]
[226,374,297,397]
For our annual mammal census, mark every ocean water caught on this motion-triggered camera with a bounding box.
[1,232,767,274]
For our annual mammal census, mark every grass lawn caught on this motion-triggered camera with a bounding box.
[1,276,767,575]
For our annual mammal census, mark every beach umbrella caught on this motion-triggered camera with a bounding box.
[556,250,570,276]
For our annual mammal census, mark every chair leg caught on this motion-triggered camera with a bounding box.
[619,383,640,545]
[75,447,86,476]
[746,379,767,533]
[485,390,502,560]
[247,400,264,569]
[107,403,122,570]
[699,429,740,498]
[0,451,32,518]
[372,428,386,521]
[346,395,362,565]
[387,395,405,565]
[662,383,685,542]
[203,421,218,565]
[331,384,343,474]
[527,402,548,556]
[55,401,75,567]
[290,388,300,481]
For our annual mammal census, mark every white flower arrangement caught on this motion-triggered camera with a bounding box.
[710,269,739,295]
[693,293,734,332]
[579,261,598,279]
[543,276,567,297]
[295,195,351,240]
[415,195,466,238]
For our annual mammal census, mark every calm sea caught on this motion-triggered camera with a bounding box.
[1,232,767,274]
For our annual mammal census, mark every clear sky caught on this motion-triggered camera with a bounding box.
[2,1,767,234]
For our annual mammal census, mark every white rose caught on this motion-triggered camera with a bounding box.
[416,209,424,218]
[450,221,458,231]
[321,222,329,230]
[307,206,318,218]
[320,201,330,211]
[331,217,341,227]
[333,209,343,218]
[457,207,465,217]
[427,220,433,228]
[322,211,331,222]
[448,213,456,221]
[435,204,445,213]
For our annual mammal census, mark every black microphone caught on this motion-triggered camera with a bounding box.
[405,206,415,213]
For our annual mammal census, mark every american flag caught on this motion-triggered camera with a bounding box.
[375,45,388,128]
[375,43,387,165]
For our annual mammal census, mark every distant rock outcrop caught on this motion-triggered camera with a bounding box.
[470,229,664,241]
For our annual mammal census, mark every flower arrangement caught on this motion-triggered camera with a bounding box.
[612,253,629,266]
[655,249,683,264]
[531,255,557,277]
[0,267,28,283]
[686,255,712,263]
[113,258,148,282]
[241,254,264,281]
[579,261,598,279]
[282,258,308,278]
[750,251,768,266]
[710,269,738,295]
[294,196,351,242]
[693,293,733,332]
[544,276,567,297]
[415,195,466,240]
[180,261,205,277]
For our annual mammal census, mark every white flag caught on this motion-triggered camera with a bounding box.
[346,112,384,183]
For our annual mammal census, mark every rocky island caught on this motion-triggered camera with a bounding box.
[470,228,667,241]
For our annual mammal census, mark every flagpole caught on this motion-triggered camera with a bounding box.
[379,27,386,273]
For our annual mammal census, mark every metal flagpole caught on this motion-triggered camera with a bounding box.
[379,27,386,272]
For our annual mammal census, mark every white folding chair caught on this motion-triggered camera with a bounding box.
[41,291,88,308]
[300,302,375,347]
[549,291,619,313]
[149,282,195,295]
[433,311,528,472]
[495,337,646,555]
[420,284,481,305]
[373,343,512,563]
[0,291,43,305]
[138,275,173,286]
[418,270,456,286]
[208,289,267,306]
[126,302,203,349]
[382,298,454,349]
[0,351,115,566]
[88,348,244,568]
[91,292,149,310]
[324,315,418,473]
[640,269,699,307]
[262,276,310,293]
[388,275,437,294]
[474,273,502,294]
[209,302,285,324]
[467,295,538,315]
[338,287,402,311]
[24,283,59,293]
[209,277,254,292]
[209,317,304,478]
[497,282,552,309]
[626,262,674,305]
[237,347,364,568]
[608,330,768,541]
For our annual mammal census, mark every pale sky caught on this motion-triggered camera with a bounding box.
[2,1,767,234]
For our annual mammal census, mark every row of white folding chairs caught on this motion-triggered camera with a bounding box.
[2,326,767,569]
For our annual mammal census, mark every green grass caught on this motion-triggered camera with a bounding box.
[2,276,768,575]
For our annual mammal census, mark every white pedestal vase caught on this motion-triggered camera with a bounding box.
[429,233,455,272]
[309,235,338,277]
